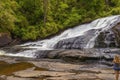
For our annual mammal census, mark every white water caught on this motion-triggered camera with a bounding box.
[0,15,120,57]
[0,49,37,58]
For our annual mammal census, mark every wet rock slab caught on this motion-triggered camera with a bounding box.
[0,56,115,80]
[6,76,34,80]
[35,49,119,62]
[12,69,114,80]
[30,60,83,72]
[14,70,75,78]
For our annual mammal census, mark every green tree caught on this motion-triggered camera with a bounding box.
[1,0,120,41]
[0,0,18,32]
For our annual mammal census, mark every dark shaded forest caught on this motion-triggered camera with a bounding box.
[0,0,120,41]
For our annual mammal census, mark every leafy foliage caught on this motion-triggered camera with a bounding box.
[0,0,120,41]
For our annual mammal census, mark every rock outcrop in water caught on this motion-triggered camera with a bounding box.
[95,30,117,48]
[54,29,96,49]
[112,23,120,47]
[95,22,120,48]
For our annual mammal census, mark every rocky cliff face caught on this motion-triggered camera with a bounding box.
[0,33,12,47]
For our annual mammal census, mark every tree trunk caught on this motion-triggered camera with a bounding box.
[105,0,109,5]
[43,0,48,27]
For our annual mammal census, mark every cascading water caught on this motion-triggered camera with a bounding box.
[54,15,120,49]
[0,15,120,58]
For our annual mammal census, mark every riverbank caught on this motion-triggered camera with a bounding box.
[0,56,115,80]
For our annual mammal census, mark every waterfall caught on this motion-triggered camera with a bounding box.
[85,16,120,48]
[0,15,120,57]
[54,15,120,49]
[21,15,120,49]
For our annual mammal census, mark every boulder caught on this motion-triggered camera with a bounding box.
[0,33,12,47]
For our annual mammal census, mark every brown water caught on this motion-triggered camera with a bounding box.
[0,61,47,75]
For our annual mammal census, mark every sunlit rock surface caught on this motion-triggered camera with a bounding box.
[0,56,115,80]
